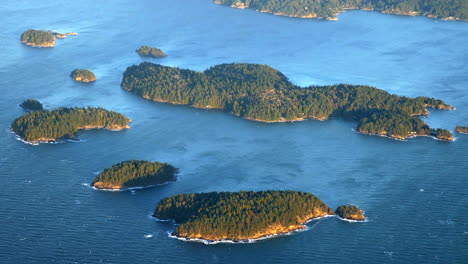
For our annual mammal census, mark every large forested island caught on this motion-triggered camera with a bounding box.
[154,191,336,241]
[214,0,467,21]
[11,107,131,144]
[91,160,178,190]
[336,204,366,221]
[21,29,56,47]
[121,62,454,141]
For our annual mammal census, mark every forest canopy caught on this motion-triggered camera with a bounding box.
[11,107,130,144]
[91,160,178,190]
[154,190,335,241]
[20,99,43,111]
[215,0,468,20]
[121,62,454,141]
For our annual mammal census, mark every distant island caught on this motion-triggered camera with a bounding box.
[214,0,467,21]
[21,29,56,47]
[154,191,336,241]
[121,62,454,141]
[20,99,43,111]
[11,107,131,144]
[92,160,178,190]
[71,69,96,82]
[136,45,167,58]
[455,126,468,134]
[336,204,366,221]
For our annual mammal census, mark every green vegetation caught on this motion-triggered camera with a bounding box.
[154,191,335,241]
[215,0,467,20]
[11,107,130,144]
[91,160,177,190]
[136,45,167,58]
[121,62,454,141]
[336,204,366,221]
[20,99,43,111]
[455,126,468,133]
[71,69,96,82]
[21,29,56,47]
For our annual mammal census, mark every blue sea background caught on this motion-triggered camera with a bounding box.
[0,0,467,263]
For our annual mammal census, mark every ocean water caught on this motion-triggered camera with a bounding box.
[0,0,467,263]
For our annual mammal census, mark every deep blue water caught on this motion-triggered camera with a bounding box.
[0,0,467,263]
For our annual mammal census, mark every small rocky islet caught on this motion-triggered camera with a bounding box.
[19,99,43,111]
[71,69,96,82]
[136,45,167,58]
[21,29,78,47]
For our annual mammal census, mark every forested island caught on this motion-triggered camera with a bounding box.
[154,191,336,241]
[121,62,454,141]
[336,204,366,221]
[21,29,56,47]
[11,107,131,144]
[136,45,167,58]
[20,99,43,111]
[71,69,96,82]
[214,0,467,20]
[92,160,178,190]
[455,126,468,134]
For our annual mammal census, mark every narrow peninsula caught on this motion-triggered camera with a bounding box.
[91,160,178,190]
[214,0,467,21]
[136,45,167,58]
[336,205,366,221]
[455,126,468,134]
[154,191,336,242]
[21,29,55,47]
[71,69,96,82]
[20,99,43,111]
[11,107,131,144]
[121,62,454,142]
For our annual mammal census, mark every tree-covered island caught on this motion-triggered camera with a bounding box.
[336,204,366,221]
[214,0,467,21]
[136,45,167,58]
[121,62,454,141]
[91,160,178,190]
[20,99,44,111]
[21,29,56,47]
[71,69,96,82]
[455,126,468,134]
[11,107,131,144]
[154,191,336,241]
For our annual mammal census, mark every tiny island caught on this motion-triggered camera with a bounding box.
[91,160,178,190]
[21,29,56,47]
[154,191,339,242]
[71,69,96,82]
[136,45,167,58]
[336,204,366,221]
[455,126,468,134]
[20,99,43,111]
[214,0,467,21]
[121,62,455,142]
[11,107,131,144]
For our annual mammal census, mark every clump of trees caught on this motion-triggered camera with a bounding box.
[154,190,334,240]
[336,204,366,221]
[136,45,167,58]
[21,29,55,46]
[121,62,454,141]
[71,69,96,82]
[92,160,177,189]
[11,107,130,143]
[20,99,43,111]
[216,0,467,20]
